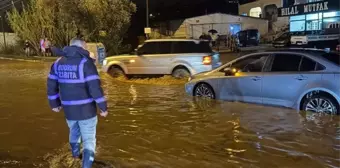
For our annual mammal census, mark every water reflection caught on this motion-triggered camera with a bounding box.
[129,85,137,105]
[0,60,339,168]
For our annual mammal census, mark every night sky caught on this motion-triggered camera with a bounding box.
[127,0,240,47]
[0,0,245,48]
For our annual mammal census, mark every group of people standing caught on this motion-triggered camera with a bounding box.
[40,38,51,56]
[24,38,52,57]
[199,32,218,47]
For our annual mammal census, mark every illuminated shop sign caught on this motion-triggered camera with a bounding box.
[278,1,340,17]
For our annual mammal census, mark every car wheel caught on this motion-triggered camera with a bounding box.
[109,67,126,78]
[302,95,339,115]
[194,83,215,99]
[172,68,190,79]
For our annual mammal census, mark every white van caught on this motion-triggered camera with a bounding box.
[290,35,308,46]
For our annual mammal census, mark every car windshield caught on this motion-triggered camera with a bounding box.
[320,52,340,66]
[248,30,258,37]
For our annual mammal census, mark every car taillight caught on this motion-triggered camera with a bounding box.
[203,56,212,65]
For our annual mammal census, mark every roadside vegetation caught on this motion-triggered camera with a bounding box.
[5,0,136,56]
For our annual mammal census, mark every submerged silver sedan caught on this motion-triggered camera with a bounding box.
[185,49,340,114]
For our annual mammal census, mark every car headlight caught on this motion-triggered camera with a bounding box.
[188,77,192,82]
[103,59,107,66]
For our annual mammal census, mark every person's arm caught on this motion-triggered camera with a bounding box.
[83,59,108,113]
[47,63,61,109]
[51,47,65,56]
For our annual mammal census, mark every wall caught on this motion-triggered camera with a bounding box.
[184,13,269,39]
[151,20,187,39]
[0,33,18,46]
[238,16,269,36]
[239,0,282,16]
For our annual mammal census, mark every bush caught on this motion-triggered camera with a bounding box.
[0,43,25,56]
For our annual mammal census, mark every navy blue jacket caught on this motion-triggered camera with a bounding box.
[47,46,107,120]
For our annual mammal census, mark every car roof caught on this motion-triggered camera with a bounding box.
[145,39,202,43]
[243,48,340,70]
[257,48,338,55]
[239,29,258,32]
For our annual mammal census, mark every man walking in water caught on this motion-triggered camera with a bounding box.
[47,38,108,168]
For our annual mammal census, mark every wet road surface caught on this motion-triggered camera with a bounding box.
[0,59,339,168]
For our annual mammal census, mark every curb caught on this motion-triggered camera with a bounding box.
[0,56,56,63]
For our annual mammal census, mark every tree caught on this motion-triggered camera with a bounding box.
[59,0,136,55]
[7,0,136,55]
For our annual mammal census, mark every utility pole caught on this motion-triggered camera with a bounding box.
[146,0,149,27]
[1,16,6,49]
[145,0,150,39]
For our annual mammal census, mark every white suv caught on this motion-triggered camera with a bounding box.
[102,39,221,78]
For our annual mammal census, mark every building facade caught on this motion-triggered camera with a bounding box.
[278,0,340,35]
[151,13,268,40]
[152,13,268,39]
[239,0,289,34]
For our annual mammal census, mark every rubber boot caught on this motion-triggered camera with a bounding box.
[70,143,81,158]
[82,149,95,168]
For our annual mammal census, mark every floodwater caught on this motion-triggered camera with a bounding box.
[0,59,339,168]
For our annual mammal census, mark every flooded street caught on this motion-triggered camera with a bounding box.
[0,59,339,168]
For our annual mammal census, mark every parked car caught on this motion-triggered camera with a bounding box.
[102,39,222,79]
[272,32,291,48]
[291,35,308,46]
[185,48,340,114]
[236,29,260,47]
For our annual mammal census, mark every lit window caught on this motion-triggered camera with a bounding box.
[323,11,340,18]
[306,13,322,31]
[290,15,306,32]
[308,0,322,2]
[290,15,305,21]
[306,13,318,20]
[290,20,306,32]
[249,7,262,18]
[323,17,340,28]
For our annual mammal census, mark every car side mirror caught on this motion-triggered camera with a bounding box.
[136,50,144,56]
[130,49,137,55]
[224,67,237,76]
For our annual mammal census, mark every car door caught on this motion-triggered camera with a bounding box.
[295,55,324,101]
[134,41,173,75]
[261,53,321,108]
[219,54,270,104]
[129,42,158,74]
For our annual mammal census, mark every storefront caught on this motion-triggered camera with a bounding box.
[279,0,340,34]
[278,0,340,48]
